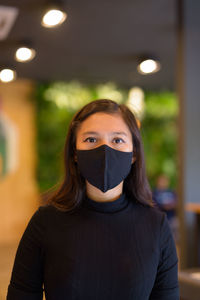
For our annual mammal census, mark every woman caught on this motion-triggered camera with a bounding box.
[7,99,179,300]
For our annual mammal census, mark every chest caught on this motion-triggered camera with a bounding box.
[43,214,160,299]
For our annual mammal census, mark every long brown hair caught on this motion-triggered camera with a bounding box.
[43,99,153,211]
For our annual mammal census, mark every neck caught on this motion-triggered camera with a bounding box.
[86,181,123,202]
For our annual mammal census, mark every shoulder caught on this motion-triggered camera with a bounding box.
[20,205,60,242]
[132,200,166,223]
[35,203,57,214]
[134,202,176,249]
[29,203,78,228]
[129,199,170,238]
[26,204,59,230]
[132,200,177,253]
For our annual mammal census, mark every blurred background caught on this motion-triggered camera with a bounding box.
[0,0,200,299]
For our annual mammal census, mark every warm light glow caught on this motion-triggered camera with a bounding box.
[42,9,67,28]
[15,47,36,62]
[127,87,145,120]
[0,68,16,82]
[138,59,160,74]
[190,272,200,280]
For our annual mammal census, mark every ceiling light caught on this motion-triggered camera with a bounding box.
[15,46,36,62]
[42,8,67,28]
[137,58,161,75]
[0,68,16,82]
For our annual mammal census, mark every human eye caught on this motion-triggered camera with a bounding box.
[83,137,97,143]
[113,137,125,144]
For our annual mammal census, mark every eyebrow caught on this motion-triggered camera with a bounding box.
[82,131,128,136]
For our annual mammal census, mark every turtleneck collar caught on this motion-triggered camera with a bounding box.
[82,193,129,213]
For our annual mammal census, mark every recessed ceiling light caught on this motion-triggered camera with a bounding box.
[137,59,161,75]
[15,46,36,62]
[42,9,67,28]
[0,68,16,82]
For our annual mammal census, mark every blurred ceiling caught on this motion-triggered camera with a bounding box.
[0,0,177,90]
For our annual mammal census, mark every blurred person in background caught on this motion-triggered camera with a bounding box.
[153,174,179,243]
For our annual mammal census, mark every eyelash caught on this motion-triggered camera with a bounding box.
[83,137,125,144]
[84,137,96,143]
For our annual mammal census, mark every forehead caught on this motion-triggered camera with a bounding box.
[77,112,131,135]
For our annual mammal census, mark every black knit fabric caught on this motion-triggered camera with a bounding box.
[7,194,179,300]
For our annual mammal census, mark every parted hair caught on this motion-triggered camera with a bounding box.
[43,99,153,211]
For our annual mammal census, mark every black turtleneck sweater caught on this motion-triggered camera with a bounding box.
[7,194,179,300]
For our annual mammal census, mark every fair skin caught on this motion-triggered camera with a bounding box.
[76,112,136,203]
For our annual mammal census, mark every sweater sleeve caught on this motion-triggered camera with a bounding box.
[6,206,46,300]
[149,213,180,300]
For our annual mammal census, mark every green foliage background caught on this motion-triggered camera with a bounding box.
[34,81,178,192]
[141,92,178,188]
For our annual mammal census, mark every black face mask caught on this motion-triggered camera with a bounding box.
[76,144,133,193]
